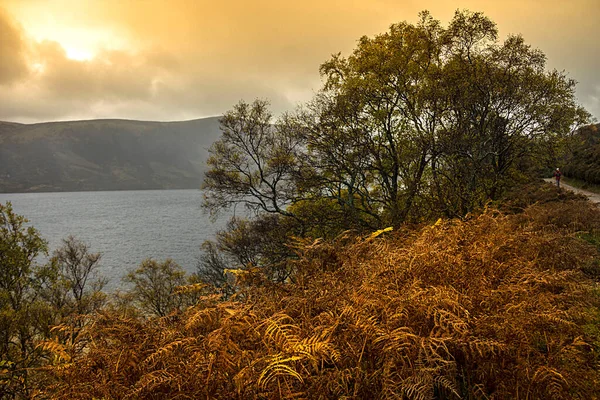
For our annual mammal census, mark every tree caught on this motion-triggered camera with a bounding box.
[560,124,600,183]
[316,10,590,221]
[123,259,189,317]
[45,236,107,321]
[196,241,232,295]
[202,100,305,222]
[314,13,445,225]
[197,215,295,291]
[0,202,49,398]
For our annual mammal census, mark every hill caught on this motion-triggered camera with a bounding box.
[0,117,222,192]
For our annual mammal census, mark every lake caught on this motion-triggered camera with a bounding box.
[0,190,233,290]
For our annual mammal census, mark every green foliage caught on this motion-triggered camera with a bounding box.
[561,124,600,184]
[203,10,590,237]
[287,197,366,238]
[0,202,50,398]
[0,202,47,310]
[124,259,193,317]
[315,10,589,221]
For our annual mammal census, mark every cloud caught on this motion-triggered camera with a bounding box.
[0,0,599,122]
[34,43,168,101]
[0,8,29,85]
[0,34,299,122]
[0,1,323,122]
[0,39,181,121]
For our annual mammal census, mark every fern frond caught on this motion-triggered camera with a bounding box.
[38,340,72,363]
[260,314,300,349]
[368,227,393,241]
[142,337,196,367]
[175,282,208,294]
[258,355,304,390]
[129,370,175,397]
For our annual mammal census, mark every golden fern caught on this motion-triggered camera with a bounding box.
[530,366,569,397]
[290,331,340,365]
[142,337,196,368]
[367,226,393,241]
[38,339,72,363]
[185,305,220,331]
[129,370,175,398]
[174,282,208,294]
[257,355,305,390]
[260,314,300,349]
[41,199,600,399]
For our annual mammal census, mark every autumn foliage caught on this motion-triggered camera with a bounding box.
[43,196,600,399]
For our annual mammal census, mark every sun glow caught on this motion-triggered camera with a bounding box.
[63,45,95,61]
[3,3,128,63]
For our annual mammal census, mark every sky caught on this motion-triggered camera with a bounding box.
[1,0,599,123]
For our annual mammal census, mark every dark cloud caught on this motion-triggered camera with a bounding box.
[35,43,169,102]
[0,41,298,122]
[0,8,29,85]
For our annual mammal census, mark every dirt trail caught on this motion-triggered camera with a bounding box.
[544,178,600,204]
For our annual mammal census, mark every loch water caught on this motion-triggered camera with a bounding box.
[0,189,232,289]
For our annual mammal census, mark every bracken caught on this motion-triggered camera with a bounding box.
[44,200,600,399]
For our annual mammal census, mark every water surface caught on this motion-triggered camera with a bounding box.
[0,190,231,289]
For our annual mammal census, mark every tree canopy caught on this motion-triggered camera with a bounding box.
[202,10,589,232]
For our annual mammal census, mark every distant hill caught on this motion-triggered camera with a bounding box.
[562,123,600,184]
[0,117,223,193]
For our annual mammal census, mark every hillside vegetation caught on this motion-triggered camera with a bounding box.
[0,117,221,193]
[44,186,600,399]
[562,124,600,184]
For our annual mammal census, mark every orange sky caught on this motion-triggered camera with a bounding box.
[1,0,598,123]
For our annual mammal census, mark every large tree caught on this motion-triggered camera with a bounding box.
[315,10,589,221]
[202,10,590,231]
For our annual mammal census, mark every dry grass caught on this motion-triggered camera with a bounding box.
[43,200,600,399]
[498,179,588,214]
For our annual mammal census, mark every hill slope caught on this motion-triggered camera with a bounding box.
[0,117,222,192]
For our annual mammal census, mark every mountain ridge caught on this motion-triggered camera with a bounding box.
[0,116,223,193]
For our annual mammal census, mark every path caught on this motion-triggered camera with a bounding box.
[544,178,600,204]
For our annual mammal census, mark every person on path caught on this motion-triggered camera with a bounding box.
[553,168,562,188]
